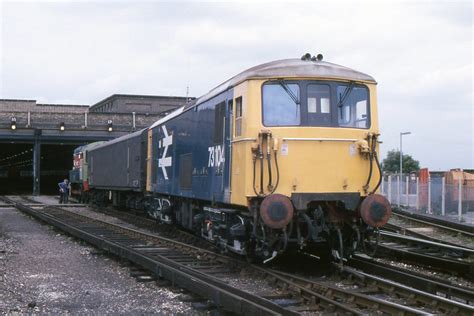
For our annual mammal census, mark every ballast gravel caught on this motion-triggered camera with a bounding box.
[0,207,197,314]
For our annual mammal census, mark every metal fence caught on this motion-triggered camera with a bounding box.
[380,174,474,224]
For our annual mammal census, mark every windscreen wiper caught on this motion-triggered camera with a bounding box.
[278,80,300,105]
[337,81,355,108]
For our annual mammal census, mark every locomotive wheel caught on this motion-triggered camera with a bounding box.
[350,225,361,252]
[245,240,257,263]
[330,228,344,264]
[254,221,269,259]
[275,228,288,254]
[253,220,286,262]
[363,228,380,257]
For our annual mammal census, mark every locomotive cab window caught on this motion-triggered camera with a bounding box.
[307,84,331,126]
[262,80,370,128]
[337,85,370,128]
[262,82,300,126]
[235,97,242,137]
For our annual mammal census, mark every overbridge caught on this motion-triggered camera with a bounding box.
[0,94,191,195]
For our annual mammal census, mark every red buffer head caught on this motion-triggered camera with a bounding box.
[260,194,294,229]
[360,193,392,228]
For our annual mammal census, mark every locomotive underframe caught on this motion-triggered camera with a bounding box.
[85,188,372,261]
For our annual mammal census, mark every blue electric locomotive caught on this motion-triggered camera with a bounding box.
[75,55,391,261]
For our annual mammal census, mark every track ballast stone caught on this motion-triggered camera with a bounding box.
[0,207,196,314]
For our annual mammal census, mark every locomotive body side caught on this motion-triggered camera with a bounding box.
[147,90,234,224]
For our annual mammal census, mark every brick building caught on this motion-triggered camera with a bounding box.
[0,94,192,194]
[89,94,192,115]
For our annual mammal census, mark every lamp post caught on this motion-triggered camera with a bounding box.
[399,131,411,206]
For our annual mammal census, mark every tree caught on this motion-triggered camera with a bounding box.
[382,150,420,174]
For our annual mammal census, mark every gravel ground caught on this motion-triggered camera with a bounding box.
[0,206,198,314]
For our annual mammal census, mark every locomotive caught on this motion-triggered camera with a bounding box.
[72,54,391,262]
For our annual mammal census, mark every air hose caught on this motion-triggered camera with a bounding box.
[364,135,375,192]
[267,146,273,190]
[364,134,384,194]
[252,132,280,196]
[259,144,264,195]
[252,157,261,197]
[371,149,383,194]
[269,150,280,194]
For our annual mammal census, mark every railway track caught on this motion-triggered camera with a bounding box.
[392,208,474,233]
[88,205,218,250]
[0,198,362,314]
[87,204,474,284]
[348,254,473,305]
[0,195,85,208]
[61,202,474,309]
[5,196,474,315]
[0,195,44,207]
[388,209,474,249]
[271,266,472,315]
[372,230,474,280]
[7,199,296,315]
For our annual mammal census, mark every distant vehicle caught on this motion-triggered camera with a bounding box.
[72,54,390,262]
[445,169,474,212]
[69,142,104,201]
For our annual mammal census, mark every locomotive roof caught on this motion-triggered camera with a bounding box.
[149,106,185,129]
[196,58,376,105]
[148,58,376,129]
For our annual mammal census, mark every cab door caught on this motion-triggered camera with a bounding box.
[223,95,233,202]
[211,92,233,203]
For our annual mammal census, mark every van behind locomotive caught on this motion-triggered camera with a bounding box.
[89,131,146,188]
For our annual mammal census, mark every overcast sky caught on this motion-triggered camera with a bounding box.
[1,0,472,170]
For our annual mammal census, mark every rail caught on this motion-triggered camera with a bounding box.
[392,208,474,234]
[374,230,474,279]
[348,254,474,305]
[6,196,473,314]
[5,197,360,314]
[271,266,474,315]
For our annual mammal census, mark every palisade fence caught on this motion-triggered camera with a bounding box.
[380,174,474,224]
